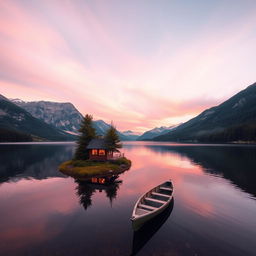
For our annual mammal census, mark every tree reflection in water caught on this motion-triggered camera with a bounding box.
[75,175,122,210]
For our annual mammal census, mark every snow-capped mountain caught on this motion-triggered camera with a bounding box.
[11,99,131,140]
[137,125,180,140]
[0,95,8,100]
[11,98,28,103]
[122,130,140,140]
[93,120,112,135]
[12,100,84,134]
[93,120,130,141]
[0,95,75,142]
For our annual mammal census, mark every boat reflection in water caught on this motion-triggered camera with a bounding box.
[131,199,174,256]
[75,175,122,210]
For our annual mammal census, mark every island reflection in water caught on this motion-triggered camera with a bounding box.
[0,142,256,256]
[75,175,122,210]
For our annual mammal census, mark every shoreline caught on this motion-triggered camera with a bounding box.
[0,140,256,146]
[59,158,131,180]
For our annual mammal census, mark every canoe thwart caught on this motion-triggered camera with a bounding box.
[145,197,166,204]
[138,204,157,210]
[159,186,172,191]
[151,192,171,198]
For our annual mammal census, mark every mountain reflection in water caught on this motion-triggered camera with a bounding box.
[0,143,74,183]
[142,144,256,197]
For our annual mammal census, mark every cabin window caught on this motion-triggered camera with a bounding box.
[92,149,98,155]
[98,178,105,184]
[91,178,98,183]
[99,149,105,155]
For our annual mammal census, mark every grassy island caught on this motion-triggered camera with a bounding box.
[60,114,131,179]
[59,157,131,179]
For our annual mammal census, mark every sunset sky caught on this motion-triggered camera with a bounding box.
[1,0,256,132]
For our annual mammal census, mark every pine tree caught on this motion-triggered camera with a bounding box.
[104,123,122,153]
[74,114,96,160]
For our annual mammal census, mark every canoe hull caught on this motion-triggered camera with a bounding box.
[131,200,174,256]
[132,194,172,231]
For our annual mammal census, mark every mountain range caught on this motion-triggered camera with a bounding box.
[0,96,138,142]
[12,99,83,135]
[92,120,131,141]
[1,82,255,143]
[11,99,135,141]
[0,95,75,142]
[136,125,180,140]
[122,130,140,140]
[153,82,256,142]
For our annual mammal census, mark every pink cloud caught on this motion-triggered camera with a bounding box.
[1,1,256,132]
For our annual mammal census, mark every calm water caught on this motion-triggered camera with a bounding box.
[0,142,256,256]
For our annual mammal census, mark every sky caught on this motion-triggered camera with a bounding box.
[0,0,256,133]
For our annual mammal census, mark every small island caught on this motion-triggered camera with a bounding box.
[59,114,131,179]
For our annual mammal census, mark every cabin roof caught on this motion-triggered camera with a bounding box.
[87,138,108,149]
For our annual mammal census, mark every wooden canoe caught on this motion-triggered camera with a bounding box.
[131,180,174,231]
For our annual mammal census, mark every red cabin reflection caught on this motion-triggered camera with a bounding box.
[91,177,106,184]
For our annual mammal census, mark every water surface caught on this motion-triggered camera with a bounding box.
[0,142,256,256]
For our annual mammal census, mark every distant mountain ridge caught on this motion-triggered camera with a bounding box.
[0,96,75,142]
[137,125,180,140]
[11,99,132,140]
[92,120,129,140]
[12,100,83,134]
[0,94,9,101]
[154,82,256,142]
[122,130,140,140]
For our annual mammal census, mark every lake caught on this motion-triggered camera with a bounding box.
[0,142,256,256]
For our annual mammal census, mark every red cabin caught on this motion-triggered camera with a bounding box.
[87,138,113,161]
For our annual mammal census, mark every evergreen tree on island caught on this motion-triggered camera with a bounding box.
[74,114,96,160]
[105,123,122,153]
